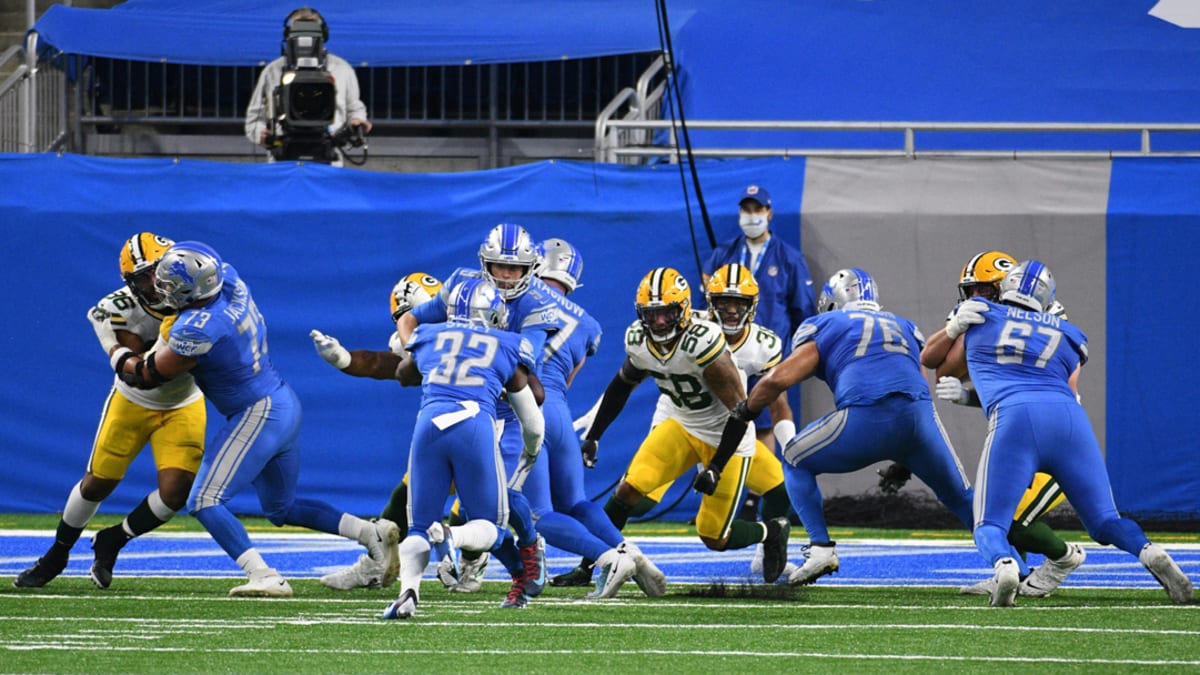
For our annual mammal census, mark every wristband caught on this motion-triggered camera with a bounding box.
[110,347,135,373]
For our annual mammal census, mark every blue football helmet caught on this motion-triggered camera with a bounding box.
[536,238,584,293]
[448,277,509,329]
[818,268,880,312]
[999,259,1056,312]
[153,241,224,310]
[479,223,539,300]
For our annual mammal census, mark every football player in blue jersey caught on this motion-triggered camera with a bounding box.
[113,241,400,597]
[716,268,977,586]
[315,278,548,616]
[513,239,666,598]
[919,250,1081,598]
[937,259,1193,606]
[15,233,206,590]
[395,223,556,594]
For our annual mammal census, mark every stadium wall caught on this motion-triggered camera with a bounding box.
[0,153,1194,521]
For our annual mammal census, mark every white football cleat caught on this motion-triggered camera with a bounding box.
[1140,543,1194,604]
[959,575,997,596]
[229,568,293,598]
[359,518,401,588]
[1020,543,1086,598]
[381,588,418,620]
[622,541,667,597]
[989,557,1019,607]
[591,545,637,599]
[320,554,382,590]
[788,543,839,586]
[453,552,489,593]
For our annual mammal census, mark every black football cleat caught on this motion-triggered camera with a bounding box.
[89,525,131,590]
[13,549,69,588]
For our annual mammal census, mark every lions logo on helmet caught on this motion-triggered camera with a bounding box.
[119,232,175,310]
[636,267,692,344]
[448,278,509,329]
[705,263,759,336]
[478,223,539,300]
[153,241,224,311]
[958,250,1017,302]
[999,259,1056,312]
[390,272,442,322]
[818,268,881,313]
[536,238,584,293]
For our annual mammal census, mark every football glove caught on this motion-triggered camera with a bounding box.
[876,463,912,494]
[310,329,351,370]
[935,376,972,405]
[945,299,988,339]
[581,438,598,469]
[692,463,721,495]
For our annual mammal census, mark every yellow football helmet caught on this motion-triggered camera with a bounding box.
[636,267,692,344]
[119,232,174,309]
[958,250,1017,302]
[390,272,443,322]
[705,263,759,336]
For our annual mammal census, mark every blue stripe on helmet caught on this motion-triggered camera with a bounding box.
[850,268,876,302]
[1019,260,1046,298]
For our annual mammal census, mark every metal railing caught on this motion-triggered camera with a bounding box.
[595,118,1200,162]
[0,32,69,154]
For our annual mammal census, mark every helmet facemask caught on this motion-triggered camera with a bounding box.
[478,223,538,300]
[637,303,687,343]
[707,295,755,335]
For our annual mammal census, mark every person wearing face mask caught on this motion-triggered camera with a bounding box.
[702,186,817,494]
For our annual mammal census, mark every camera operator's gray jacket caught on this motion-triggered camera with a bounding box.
[244,54,369,157]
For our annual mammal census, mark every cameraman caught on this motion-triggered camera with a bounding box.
[244,7,372,166]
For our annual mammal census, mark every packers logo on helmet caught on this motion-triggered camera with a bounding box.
[390,272,443,322]
[705,263,759,336]
[636,267,692,344]
[958,250,1017,302]
[119,232,174,309]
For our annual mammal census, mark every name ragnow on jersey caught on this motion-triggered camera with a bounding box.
[628,316,756,457]
[91,287,202,409]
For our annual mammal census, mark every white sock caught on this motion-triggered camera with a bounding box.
[235,549,270,576]
[450,519,501,552]
[62,481,102,529]
[337,513,369,542]
[397,536,430,599]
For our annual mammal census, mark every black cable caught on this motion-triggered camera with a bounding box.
[654,0,715,280]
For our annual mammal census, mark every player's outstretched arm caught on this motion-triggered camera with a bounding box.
[579,358,645,468]
[311,329,405,380]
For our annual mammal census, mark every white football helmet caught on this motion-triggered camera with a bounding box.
[478,223,539,300]
[818,268,880,312]
[536,238,584,293]
[448,277,509,329]
[999,259,1056,312]
[153,241,224,310]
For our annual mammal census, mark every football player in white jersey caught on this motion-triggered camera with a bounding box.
[14,233,206,590]
[576,267,792,583]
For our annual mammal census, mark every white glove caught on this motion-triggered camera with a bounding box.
[945,299,988,339]
[87,306,120,354]
[935,376,971,405]
[310,329,351,370]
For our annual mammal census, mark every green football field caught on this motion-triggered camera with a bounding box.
[2,515,1197,674]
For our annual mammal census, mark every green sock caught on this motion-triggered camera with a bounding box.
[379,482,407,527]
[723,519,766,550]
[759,484,791,521]
[1008,520,1067,560]
[627,496,658,519]
[604,496,637,530]
[124,496,168,538]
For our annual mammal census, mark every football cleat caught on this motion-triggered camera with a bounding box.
[13,548,69,588]
[453,552,489,593]
[989,558,1020,607]
[500,575,529,609]
[1140,543,1194,604]
[761,517,792,584]
[229,568,293,598]
[89,525,132,590]
[591,545,637,599]
[427,522,458,589]
[622,541,667,597]
[751,543,798,585]
[550,561,594,587]
[1019,543,1086,598]
[320,554,382,590]
[518,535,547,598]
[381,588,418,620]
[788,542,839,586]
[359,518,401,587]
[959,576,997,596]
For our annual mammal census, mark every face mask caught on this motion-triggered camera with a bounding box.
[739,212,769,239]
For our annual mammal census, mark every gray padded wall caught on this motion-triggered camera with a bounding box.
[796,158,1111,503]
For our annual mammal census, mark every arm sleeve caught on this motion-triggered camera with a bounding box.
[507,385,544,457]
[584,367,639,442]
